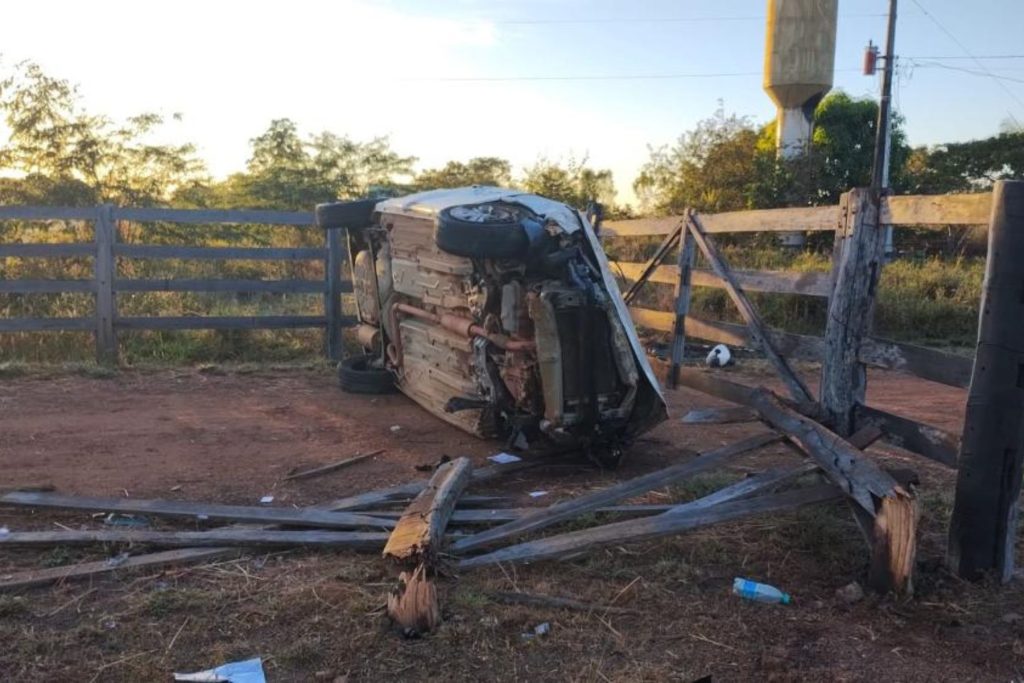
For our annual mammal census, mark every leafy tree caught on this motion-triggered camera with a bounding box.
[634,107,760,215]
[520,156,616,209]
[0,62,206,206]
[415,157,512,189]
[902,131,1024,194]
[189,119,416,211]
[634,93,911,215]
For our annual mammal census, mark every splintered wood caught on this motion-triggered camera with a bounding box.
[387,564,440,636]
[383,456,473,563]
[383,458,470,636]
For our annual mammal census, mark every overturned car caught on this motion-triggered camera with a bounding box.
[317,187,666,465]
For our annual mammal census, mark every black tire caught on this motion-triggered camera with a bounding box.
[316,199,379,230]
[337,354,397,394]
[435,203,538,259]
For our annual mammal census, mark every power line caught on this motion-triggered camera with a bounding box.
[908,0,1022,126]
[907,54,1024,60]
[400,68,863,83]
[911,60,1024,85]
[492,12,885,25]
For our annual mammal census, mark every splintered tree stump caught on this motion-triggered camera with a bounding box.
[382,456,472,563]
[386,563,440,637]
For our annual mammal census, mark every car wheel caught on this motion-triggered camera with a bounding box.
[338,354,398,394]
[316,199,378,230]
[435,203,535,259]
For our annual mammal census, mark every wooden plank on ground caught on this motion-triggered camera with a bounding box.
[0,529,389,549]
[382,457,472,562]
[321,459,538,511]
[882,193,991,226]
[450,432,782,555]
[284,449,384,481]
[0,548,236,592]
[0,491,395,530]
[687,214,814,403]
[681,406,760,424]
[854,405,960,468]
[459,483,840,568]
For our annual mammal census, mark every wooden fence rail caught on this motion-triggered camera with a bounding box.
[606,190,994,474]
[0,204,351,363]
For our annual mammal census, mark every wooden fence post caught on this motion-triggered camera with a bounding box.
[94,204,117,365]
[948,180,1024,582]
[324,228,344,361]
[819,189,886,435]
[668,218,696,388]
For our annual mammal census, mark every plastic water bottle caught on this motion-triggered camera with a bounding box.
[732,577,791,605]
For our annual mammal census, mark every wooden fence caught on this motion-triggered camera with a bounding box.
[0,205,353,363]
[604,191,993,470]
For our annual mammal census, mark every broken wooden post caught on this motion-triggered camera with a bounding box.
[383,456,472,562]
[820,188,886,435]
[747,387,918,593]
[387,564,440,636]
[948,180,1024,582]
[383,457,471,636]
[668,218,696,388]
[686,213,814,404]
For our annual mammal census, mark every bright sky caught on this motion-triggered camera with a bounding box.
[1,0,1022,206]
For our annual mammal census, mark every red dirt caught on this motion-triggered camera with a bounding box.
[1,364,1022,682]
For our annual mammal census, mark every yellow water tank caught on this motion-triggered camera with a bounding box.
[763,0,838,110]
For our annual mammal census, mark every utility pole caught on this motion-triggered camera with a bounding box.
[871,0,898,256]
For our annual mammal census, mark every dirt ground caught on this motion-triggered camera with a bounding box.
[1,363,1022,682]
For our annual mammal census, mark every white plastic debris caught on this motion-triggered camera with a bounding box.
[488,452,522,464]
[174,658,266,683]
[0,526,8,535]
[705,344,733,368]
[390,425,402,433]
[528,491,549,498]
[259,495,274,505]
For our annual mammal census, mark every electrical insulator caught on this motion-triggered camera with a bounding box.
[863,41,879,75]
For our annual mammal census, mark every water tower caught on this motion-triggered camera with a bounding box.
[763,0,838,245]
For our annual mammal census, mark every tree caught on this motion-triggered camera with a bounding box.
[0,62,206,206]
[633,107,760,215]
[902,131,1024,194]
[415,157,512,189]
[634,93,912,215]
[520,156,616,209]
[191,119,417,211]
